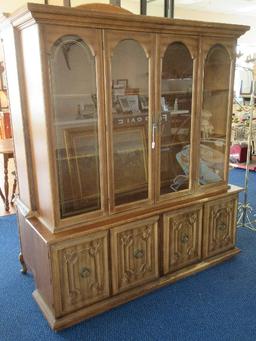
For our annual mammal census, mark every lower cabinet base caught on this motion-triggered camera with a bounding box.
[34,247,240,331]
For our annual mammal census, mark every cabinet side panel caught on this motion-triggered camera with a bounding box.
[17,209,54,311]
[1,26,35,210]
[20,24,55,229]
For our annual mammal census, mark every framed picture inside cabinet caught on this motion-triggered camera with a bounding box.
[113,126,148,199]
[112,79,128,89]
[139,95,148,111]
[117,79,128,88]
[57,125,101,217]
[118,95,140,114]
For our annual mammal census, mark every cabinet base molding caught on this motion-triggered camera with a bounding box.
[33,247,240,331]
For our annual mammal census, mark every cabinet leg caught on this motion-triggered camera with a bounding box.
[19,252,27,274]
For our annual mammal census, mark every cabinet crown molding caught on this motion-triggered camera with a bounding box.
[4,2,249,39]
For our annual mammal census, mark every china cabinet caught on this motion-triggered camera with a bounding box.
[0,2,248,330]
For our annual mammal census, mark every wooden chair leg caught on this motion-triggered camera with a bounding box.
[19,252,27,274]
[11,174,17,205]
[0,187,5,204]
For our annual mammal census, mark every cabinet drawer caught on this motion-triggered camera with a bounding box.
[163,205,202,274]
[203,195,238,258]
[111,216,159,295]
[51,230,110,316]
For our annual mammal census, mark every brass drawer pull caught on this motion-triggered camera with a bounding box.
[80,267,91,278]
[134,249,144,259]
[217,223,226,231]
[181,233,189,243]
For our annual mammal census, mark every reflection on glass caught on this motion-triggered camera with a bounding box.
[160,42,193,195]
[200,45,230,185]
[50,35,101,218]
[111,39,149,206]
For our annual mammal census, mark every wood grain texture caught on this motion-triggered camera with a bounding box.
[9,3,249,39]
[0,24,36,211]
[41,25,108,229]
[200,37,236,189]
[155,35,199,203]
[1,3,247,331]
[202,194,238,259]
[103,29,155,214]
[51,230,110,317]
[20,23,55,231]
[17,208,54,310]
[20,186,242,246]
[75,3,132,15]
[33,247,240,331]
[163,204,202,274]
[111,216,159,294]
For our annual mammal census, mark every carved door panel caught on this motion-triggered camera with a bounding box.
[51,230,109,317]
[163,204,202,274]
[203,194,238,258]
[111,216,159,294]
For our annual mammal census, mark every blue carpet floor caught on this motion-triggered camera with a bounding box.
[1,168,256,340]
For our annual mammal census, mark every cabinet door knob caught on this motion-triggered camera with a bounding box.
[217,223,226,231]
[134,249,144,259]
[80,267,91,278]
[181,233,189,243]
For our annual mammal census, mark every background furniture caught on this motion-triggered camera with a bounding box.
[0,111,12,139]
[0,3,248,330]
[0,138,15,211]
[0,60,12,139]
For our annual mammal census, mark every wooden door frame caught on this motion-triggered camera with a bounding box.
[103,29,155,214]
[42,25,108,230]
[155,34,199,203]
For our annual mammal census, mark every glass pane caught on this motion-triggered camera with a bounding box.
[111,39,149,206]
[160,42,193,195]
[50,35,101,218]
[200,45,230,185]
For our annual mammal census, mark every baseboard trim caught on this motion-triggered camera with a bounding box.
[33,247,240,331]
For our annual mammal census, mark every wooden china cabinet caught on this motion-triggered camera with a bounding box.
[0,3,248,330]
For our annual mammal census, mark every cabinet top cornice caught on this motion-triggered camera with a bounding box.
[5,2,249,39]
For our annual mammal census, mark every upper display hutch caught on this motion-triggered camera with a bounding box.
[0,2,248,330]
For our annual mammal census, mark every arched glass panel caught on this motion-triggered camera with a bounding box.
[50,35,101,218]
[200,45,230,185]
[111,39,149,206]
[160,42,193,195]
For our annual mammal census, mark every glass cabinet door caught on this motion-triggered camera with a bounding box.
[160,42,193,196]
[110,38,151,207]
[50,35,102,218]
[200,45,231,185]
